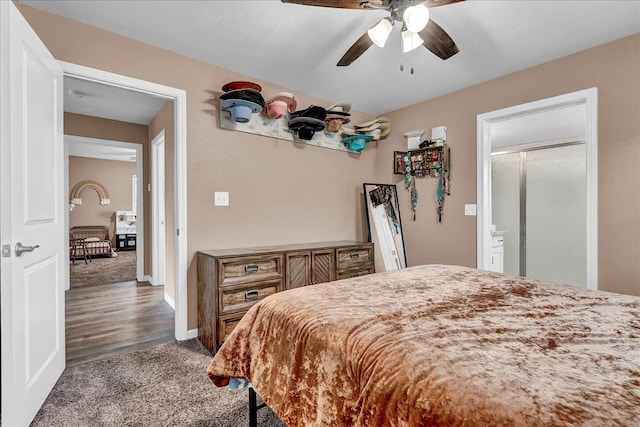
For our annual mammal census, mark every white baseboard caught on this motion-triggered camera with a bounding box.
[143,275,154,285]
[164,293,176,310]
[187,328,198,339]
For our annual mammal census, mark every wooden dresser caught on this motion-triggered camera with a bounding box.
[197,241,374,353]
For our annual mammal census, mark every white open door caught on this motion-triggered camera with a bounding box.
[151,130,166,286]
[1,2,66,426]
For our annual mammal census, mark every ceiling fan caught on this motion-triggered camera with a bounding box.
[282,0,463,66]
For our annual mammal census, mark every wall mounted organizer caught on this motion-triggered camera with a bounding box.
[219,108,363,154]
[395,144,451,222]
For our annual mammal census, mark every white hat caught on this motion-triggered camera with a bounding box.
[325,101,351,124]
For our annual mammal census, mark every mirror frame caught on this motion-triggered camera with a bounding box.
[363,183,408,271]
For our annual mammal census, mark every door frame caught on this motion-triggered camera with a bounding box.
[61,61,189,340]
[151,129,166,288]
[65,135,144,285]
[476,87,598,290]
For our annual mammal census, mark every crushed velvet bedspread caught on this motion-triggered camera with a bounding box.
[207,265,640,426]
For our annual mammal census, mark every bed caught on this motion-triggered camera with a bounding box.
[207,264,640,426]
[69,225,114,258]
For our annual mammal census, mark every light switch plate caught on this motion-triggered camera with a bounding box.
[214,191,229,206]
[464,204,477,216]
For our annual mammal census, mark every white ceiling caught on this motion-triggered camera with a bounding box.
[67,136,137,162]
[65,76,167,125]
[23,0,640,115]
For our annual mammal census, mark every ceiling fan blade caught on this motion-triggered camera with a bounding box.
[418,19,459,60]
[337,31,374,66]
[281,0,384,9]
[424,0,465,8]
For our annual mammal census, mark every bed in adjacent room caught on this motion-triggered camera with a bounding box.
[69,225,114,258]
[207,264,640,426]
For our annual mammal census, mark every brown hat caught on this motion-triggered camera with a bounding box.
[221,81,262,92]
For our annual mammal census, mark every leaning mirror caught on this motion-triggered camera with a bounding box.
[363,183,407,271]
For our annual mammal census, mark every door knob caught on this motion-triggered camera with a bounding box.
[15,242,40,257]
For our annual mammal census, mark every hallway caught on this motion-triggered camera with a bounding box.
[65,280,175,367]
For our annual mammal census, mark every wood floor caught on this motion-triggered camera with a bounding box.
[65,280,175,367]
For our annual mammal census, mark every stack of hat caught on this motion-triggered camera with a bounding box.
[264,92,297,120]
[324,102,351,133]
[352,117,391,140]
[339,117,390,151]
[220,81,265,123]
[287,105,327,140]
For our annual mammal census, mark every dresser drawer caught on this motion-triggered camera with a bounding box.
[219,279,280,314]
[336,246,372,270]
[218,314,243,346]
[219,254,283,287]
[198,242,372,354]
[337,267,374,281]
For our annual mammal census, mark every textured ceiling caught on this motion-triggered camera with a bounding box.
[23,0,640,115]
[68,136,137,162]
[65,76,167,125]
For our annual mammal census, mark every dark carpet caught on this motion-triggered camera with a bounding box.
[31,339,286,427]
[70,251,137,288]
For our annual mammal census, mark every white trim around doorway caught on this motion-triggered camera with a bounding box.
[151,129,167,289]
[60,61,189,340]
[477,87,598,290]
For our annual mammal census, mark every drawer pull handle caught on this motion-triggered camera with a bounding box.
[350,253,360,259]
[245,290,260,299]
[245,264,259,273]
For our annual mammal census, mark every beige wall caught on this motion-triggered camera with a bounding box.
[147,101,176,299]
[69,156,136,240]
[65,112,148,145]
[376,33,640,297]
[19,4,377,330]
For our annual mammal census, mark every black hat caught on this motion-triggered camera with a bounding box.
[220,89,265,108]
[290,105,327,121]
[288,117,325,140]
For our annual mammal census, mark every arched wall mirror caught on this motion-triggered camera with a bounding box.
[363,183,407,272]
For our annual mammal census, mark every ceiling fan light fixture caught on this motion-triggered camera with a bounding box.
[403,4,430,33]
[402,29,424,53]
[367,18,393,48]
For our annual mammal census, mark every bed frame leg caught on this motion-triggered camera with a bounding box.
[249,388,258,427]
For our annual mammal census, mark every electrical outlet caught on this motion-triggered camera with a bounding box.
[214,192,229,206]
[464,204,477,216]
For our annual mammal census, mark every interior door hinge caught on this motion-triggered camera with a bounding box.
[2,244,11,258]
[176,229,180,236]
